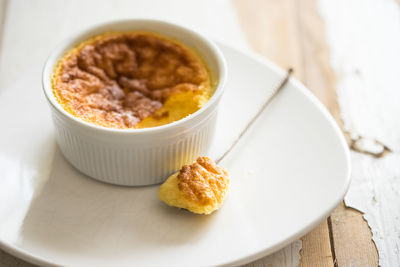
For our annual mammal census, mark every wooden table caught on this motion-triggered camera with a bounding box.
[0,0,387,266]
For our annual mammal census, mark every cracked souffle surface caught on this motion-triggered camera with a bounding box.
[51,32,212,129]
[158,157,230,215]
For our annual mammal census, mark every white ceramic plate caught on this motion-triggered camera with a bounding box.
[0,43,350,266]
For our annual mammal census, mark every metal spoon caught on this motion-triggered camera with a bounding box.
[167,67,293,175]
[215,67,294,164]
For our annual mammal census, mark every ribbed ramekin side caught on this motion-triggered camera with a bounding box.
[51,110,217,186]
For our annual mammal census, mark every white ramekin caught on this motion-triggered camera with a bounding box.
[42,19,227,186]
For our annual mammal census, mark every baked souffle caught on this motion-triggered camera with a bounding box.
[159,157,229,215]
[52,31,213,129]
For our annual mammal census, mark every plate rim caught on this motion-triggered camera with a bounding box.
[216,42,351,266]
[0,41,351,267]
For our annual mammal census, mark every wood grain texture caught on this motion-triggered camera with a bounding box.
[330,202,379,266]
[233,0,304,80]
[299,221,333,267]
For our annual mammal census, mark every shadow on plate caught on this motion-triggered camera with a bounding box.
[19,144,214,258]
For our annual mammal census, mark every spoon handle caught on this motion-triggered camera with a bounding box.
[216,68,294,164]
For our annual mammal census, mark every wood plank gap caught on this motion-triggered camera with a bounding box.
[327,216,338,267]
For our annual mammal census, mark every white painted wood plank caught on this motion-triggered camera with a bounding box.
[318,0,400,265]
[0,0,301,266]
[319,0,400,153]
[346,152,400,266]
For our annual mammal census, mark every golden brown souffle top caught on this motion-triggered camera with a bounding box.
[51,31,212,129]
[178,156,229,206]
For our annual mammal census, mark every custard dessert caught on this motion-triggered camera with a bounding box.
[51,31,213,129]
[158,157,229,215]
